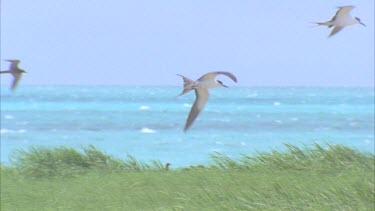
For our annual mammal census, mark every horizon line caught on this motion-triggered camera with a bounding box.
[1,84,374,88]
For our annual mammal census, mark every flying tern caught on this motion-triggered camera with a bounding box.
[0,60,26,92]
[314,6,366,37]
[178,71,237,131]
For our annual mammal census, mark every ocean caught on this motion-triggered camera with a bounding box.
[1,86,374,166]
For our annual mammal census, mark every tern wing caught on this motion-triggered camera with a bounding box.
[198,71,238,83]
[332,6,355,21]
[0,70,12,74]
[11,74,22,91]
[184,88,209,131]
[329,26,344,37]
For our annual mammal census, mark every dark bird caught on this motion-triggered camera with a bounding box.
[0,60,27,92]
[165,163,171,171]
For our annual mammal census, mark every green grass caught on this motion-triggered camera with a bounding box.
[1,144,374,210]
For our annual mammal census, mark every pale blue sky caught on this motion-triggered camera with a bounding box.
[1,1,374,86]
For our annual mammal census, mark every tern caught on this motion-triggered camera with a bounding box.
[165,163,171,171]
[178,71,237,131]
[314,6,366,37]
[0,60,26,92]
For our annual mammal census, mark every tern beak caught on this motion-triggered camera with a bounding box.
[222,84,228,88]
[360,22,366,27]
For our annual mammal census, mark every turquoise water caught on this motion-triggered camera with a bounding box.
[1,86,374,166]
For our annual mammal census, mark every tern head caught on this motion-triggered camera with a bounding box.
[217,80,228,88]
[6,59,20,63]
[355,17,366,26]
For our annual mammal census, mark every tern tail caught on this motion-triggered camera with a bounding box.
[313,21,333,27]
[177,74,195,96]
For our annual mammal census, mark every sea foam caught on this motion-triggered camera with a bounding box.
[0,129,27,134]
[140,127,156,133]
[139,105,150,110]
[4,115,14,120]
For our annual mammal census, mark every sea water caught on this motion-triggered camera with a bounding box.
[1,86,374,166]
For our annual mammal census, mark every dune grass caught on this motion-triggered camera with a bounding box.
[1,143,374,210]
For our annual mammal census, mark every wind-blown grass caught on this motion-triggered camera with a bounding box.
[1,143,374,210]
[8,145,164,178]
[210,143,374,172]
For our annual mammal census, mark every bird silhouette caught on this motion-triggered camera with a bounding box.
[1,60,27,92]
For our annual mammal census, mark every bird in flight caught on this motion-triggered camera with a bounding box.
[314,6,366,37]
[178,71,237,131]
[0,60,27,92]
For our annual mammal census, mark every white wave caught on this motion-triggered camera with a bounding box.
[215,141,224,145]
[273,102,281,106]
[274,120,283,124]
[364,139,372,144]
[289,117,299,121]
[183,103,192,107]
[349,122,358,126]
[4,115,14,120]
[0,129,27,134]
[139,105,150,110]
[0,129,14,134]
[246,93,258,98]
[140,127,156,134]
[241,142,247,146]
